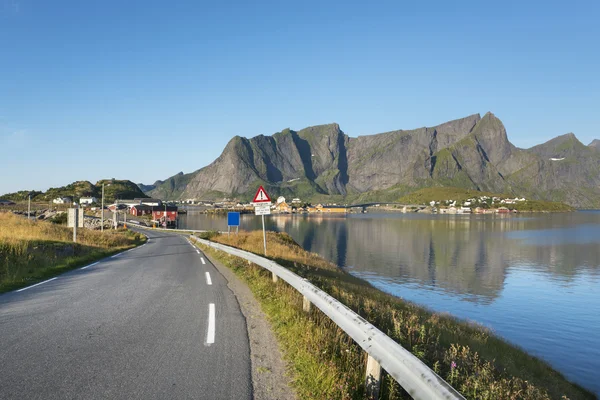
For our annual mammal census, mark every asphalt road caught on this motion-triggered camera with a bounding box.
[0,229,252,399]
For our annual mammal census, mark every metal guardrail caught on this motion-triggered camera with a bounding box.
[190,235,465,400]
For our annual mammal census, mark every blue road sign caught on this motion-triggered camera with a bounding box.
[227,212,240,227]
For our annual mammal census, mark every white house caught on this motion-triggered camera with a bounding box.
[53,197,72,204]
[291,198,301,204]
[79,197,98,205]
[276,196,286,205]
[136,198,162,207]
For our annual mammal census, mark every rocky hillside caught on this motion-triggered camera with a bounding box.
[2,179,147,204]
[142,113,600,208]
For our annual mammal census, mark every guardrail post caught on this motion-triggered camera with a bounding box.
[365,355,382,399]
[191,236,465,400]
[302,295,312,312]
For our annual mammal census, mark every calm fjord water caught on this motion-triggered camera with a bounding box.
[180,211,600,395]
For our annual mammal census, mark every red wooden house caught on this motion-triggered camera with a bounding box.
[152,206,178,222]
[130,204,153,216]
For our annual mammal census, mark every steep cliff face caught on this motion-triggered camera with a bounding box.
[175,124,348,199]
[424,113,534,193]
[141,113,600,207]
[508,134,600,208]
[346,114,482,192]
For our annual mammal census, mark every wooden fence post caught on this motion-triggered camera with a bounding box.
[302,295,312,312]
[365,354,382,399]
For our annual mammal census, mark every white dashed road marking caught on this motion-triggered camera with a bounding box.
[81,262,99,270]
[17,278,57,292]
[205,272,212,285]
[206,303,215,345]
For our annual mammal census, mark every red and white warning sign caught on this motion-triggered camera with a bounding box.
[252,185,271,203]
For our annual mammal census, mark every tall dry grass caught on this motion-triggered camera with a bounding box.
[0,212,135,247]
[0,212,143,292]
[205,230,594,400]
[216,230,338,271]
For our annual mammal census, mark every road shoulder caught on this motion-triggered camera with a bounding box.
[205,252,297,400]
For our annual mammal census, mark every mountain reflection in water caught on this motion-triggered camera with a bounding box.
[179,211,600,395]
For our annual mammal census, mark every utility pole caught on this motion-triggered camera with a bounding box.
[27,193,31,220]
[164,203,167,228]
[101,183,105,232]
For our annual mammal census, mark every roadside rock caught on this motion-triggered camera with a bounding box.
[83,216,114,230]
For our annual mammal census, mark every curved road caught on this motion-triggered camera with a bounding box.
[0,229,252,399]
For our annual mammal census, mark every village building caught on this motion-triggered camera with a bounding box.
[79,197,98,205]
[107,204,127,212]
[316,204,347,213]
[53,197,72,204]
[117,198,163,207]
[274,201,291,213]
[136,198,162,207]
[153,206,178,222]
[130,204,154,216]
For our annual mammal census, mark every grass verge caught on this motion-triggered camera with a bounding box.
[0,212,146,293]
[196,230,595,400]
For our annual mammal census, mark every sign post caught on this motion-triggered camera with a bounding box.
[227,212,240,237]
[68,206,84,243]
[252,186,271,256]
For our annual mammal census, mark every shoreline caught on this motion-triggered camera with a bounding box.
[201,230,596,399]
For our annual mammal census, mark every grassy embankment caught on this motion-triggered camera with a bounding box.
[0,212,145,293]
[196,230,594,400]
[398,187,575,212]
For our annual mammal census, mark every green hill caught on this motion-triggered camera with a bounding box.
[1,179,147,204]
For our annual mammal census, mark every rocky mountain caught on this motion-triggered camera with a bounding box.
[589,139,600,151]
[142,113,600,208]
[141,172,195,200]
[137,182,158,193]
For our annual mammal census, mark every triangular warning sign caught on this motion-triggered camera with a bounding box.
[253,185,271,203]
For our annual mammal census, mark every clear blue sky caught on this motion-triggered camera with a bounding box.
[1,0,598,194]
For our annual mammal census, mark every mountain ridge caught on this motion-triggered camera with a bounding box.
[141,113,600,208]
